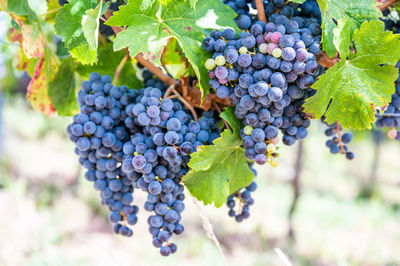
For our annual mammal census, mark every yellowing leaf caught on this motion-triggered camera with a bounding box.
[26,47,59,116]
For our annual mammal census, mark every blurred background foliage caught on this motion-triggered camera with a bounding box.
[0,11,400,266]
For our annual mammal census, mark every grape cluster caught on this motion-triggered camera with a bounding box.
[120,87,220,256]
[203,10,322,165]
[68,71,222,256]
[375,67,400,141]
[67,73,139,237]
[323,120,355,160]
[226,166,257,222]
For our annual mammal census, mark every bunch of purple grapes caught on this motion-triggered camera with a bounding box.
[323,120,355,160]
[67,71,222,256]
[67,72,139,237]
[202,9,322,165]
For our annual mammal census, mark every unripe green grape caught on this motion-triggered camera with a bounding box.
[215,55,226,66]
[205,58,216,70]
[244,125,253,135]
[270,158,279,167]
[239,47,248,54]
[272,48,282,58]
[259,43,268,54]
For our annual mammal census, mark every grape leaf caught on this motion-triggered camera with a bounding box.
[21,23,45,58]
[49,57,79,116]
[304,21,400,130]
[76,44,142,89]
[183,130,253,207]
[26,47,58,116]
[161,38,189,79]
[291,0,305,3]
[55,0,99,64]
[318,0,381,57]
[220,106,243,136]
[106,0,239,98]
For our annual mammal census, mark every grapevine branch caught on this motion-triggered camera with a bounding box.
[135,54,176,86]
[255,0,267,23]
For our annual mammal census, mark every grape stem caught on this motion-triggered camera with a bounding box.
[378,0,399,10]
[212,102,231,130]
[255,0,267,23]
[166,85,199,121]
[164,83,178,99]
[113,52,129,86]
[103,11,176,87]
[335,122,346,154]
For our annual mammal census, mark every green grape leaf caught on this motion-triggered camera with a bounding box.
[161,38,189,79]
[76,44,142,89]
[55,0,99,65]
[304,21,400,130]
[319,0,381,57]
[332,18,355,59]
[106,0,239,98]
[183,130,253,207]
[220,106,243,136]
[26,47,58,116]
[49,57,79,116]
